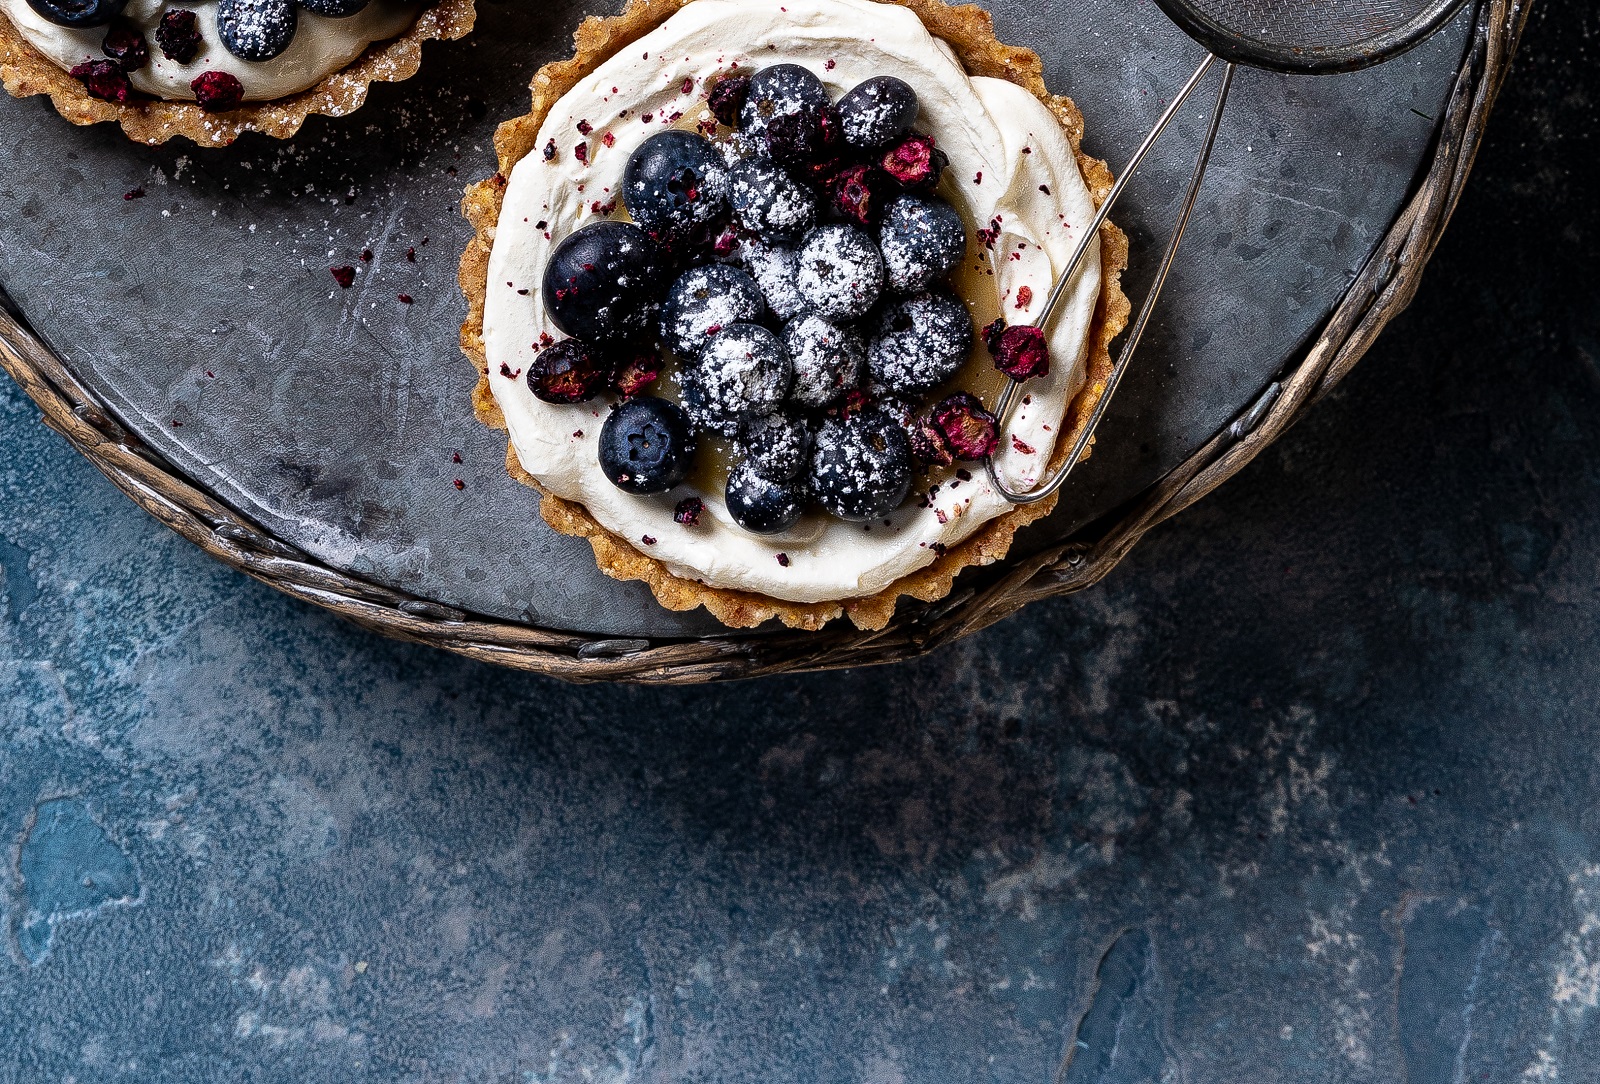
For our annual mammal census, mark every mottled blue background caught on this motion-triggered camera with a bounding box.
[2,1,1597,1081]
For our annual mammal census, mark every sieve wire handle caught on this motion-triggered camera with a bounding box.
[984,55,1237,505]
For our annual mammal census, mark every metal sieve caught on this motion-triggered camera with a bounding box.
[983,0,1472,504]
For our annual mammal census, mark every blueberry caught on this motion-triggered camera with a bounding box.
[725,460,806,534]
[541,221,666,347]
[810,410,914,521]
[24,0,126,29]
[794,225,883,322]
[867,292,973,395]
[739,412,812,482]
[680,323,792,438]
[728,157,817,241]
[879,195,966,294]
[217,0,296,61]
[781,314,863,408]
[598,396,696,494]
[299,0,369,14]
[837,76,919,151]
[737,240,808,321]
[660,264,765,358]
[623,131,730,240]
[740,63,829,148]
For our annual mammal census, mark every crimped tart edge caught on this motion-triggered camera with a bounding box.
[458,0,1130,632]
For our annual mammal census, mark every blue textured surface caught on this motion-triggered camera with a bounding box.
[3,1,1598,1081]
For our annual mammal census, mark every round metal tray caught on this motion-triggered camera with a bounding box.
[0,0,1525,681]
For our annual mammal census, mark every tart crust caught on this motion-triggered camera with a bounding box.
[0,0,475,147]
[459,0,1129,632]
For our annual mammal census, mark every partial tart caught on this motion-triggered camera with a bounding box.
[460,0,1129,632]
[0,0,474,145]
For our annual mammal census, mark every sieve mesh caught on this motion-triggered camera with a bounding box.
[1151,0,1469,73]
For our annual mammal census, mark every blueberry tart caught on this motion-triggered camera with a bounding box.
[460,0,1130,631]
[0,0,473,144]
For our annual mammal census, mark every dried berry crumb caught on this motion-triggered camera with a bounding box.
[574,142,588,164]
[641,535,657,546]
[453,479,465,490]
[123,186,144,201]
[397,294,414,304]
[543,139,558,161]
[360,248,373,262]
[576,119,592,135]
[1038,184,1051,195]
[1011,435,1036,455]
[602,132,616,148]
[452,452,462,463]
[330,265,356,288]
[775,553,790,567]
[572,429,584,438]
[680,75,694,95]
[674,497,704,526]
[1014,285,1033,310]
[406,247,417,262]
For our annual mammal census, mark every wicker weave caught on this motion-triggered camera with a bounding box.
[0,0,1530,683]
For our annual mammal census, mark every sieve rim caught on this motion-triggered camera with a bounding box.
[1148,0,1473,74]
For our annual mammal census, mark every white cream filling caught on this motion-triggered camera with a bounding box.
[1,0,420,101]
[482,0,1102,605]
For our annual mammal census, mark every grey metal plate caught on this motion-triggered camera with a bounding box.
[0,0,1472,637]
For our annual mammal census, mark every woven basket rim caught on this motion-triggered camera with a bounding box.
[0,0,1531,684]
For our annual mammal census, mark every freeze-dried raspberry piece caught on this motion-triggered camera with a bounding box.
[527,339,608,404]
[101,21,149,72]
[610,349,664,398]
[156,10,203,63]
[989,323,1050,381]
[191,70,245,112]
[674,496,705,526]
[70,60,132,103]
[707,73,749,127]
[880,133,947,191]
[828,164,885,228]
[929,392,999,459]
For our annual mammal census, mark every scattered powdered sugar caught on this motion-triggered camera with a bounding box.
[879,195,966,294]
[810,410,913,520]
[738,412,811,481]
[781,313,864,407]
[729,157,817,239]
[866,291,973,394]
[659,264,765,357]
[794,224,883,320]
[736,239,808,321]
[680,323,793,436]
